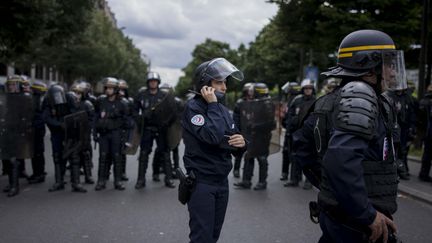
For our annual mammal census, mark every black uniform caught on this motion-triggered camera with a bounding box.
[94,95,128,190]
[232,98,246,178]
[284,93,315,187]
[385,90,416,179]
[43,86,86,192]
[134,89,175,188]
[293,82,399,242]
[77,98,95,184]
[419,91,432,181]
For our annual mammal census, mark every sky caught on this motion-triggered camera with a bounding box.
[106,0,278,87]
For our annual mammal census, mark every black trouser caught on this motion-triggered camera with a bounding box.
[233,152,243,173]
[138,127,172,183]
[80,142,93,180]
[31,126,46,177]
[289,156,302,183]
[242,155,268,183]
[282,135,291,176]
[97,130,123,185]
[420,138,432,178]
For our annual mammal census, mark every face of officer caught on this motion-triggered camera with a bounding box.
[148,79,159,91]
[118,89,125,97]
[105,87,114,97]
[303,86,313,96]
[6,82,19,93]
[210,79,227,94]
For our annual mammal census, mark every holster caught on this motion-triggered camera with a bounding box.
[176,168,196,205]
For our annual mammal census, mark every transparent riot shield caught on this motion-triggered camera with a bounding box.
[0,93,34,160]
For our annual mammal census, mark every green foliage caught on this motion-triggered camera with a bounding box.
[0,0,148,94]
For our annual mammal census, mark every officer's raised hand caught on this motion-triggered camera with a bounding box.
[200,85,217,103]
[368,211,397,243]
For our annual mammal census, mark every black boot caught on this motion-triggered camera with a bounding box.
[280,173,288,181]
[153,174,160,182]
[135,151,148,189]
[49,163,65,192]
[29,153,46,184]
[7,159,20,197]
[163,152,175,188]
[113,155,125,191]
[253,182,267,190]
[234,181,251,189]
[82,150,94,184]
[71,156,87,193]
[95,153,107,191]
[284,180,299,187]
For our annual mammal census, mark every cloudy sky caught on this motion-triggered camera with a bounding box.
[106,0,278,86]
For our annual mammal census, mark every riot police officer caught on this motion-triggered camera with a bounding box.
[292,30,402,243]
[182,57,246,243]
[134,72,175,189]
[94,78,128,191]
[43,84,87,193]
[284,78,316,189]
[419,84,432,182]
[118,79,135,181]
[280,82,301,181]
[71,82,95,184]
[234,83,276,190]
[28,80,48,184]
[232,82,254,178]
[1,75,34,196]
[385,85,416,180]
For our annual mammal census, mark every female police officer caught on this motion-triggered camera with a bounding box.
[181,58,246,243]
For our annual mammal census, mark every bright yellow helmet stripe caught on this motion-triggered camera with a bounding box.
[339,45,395,53]
[338,53,353,58]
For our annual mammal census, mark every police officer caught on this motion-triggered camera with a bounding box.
[118,79,135,181]
[94,78,128,191]
[71,82,95,184]
[28,80,48,184]
[385,85,416,180]
[234,83,275,190]
[43,84,87,193]
[134,72,175,189]
[419,84,432,182]
[293,30,402,243]
[284,79,316,189]
[280,82,301,181]
[182,57,246,243]
[1,75,34,196]
[232,82,254,178]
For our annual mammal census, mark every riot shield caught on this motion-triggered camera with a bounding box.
[123,122,141,155]
[240,98,280,158]
[63,110,88,159]
[0,93,34,160]
[167,118,182,150]
[152,92,177,127]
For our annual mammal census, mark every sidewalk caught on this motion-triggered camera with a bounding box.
[398,156,432,205]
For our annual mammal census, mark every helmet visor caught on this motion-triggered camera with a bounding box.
[205,58,244,82]
[382,50,407,91]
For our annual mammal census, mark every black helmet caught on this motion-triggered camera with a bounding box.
[242,82,254,98]
[47,84,67,106]
[322,29,406,91]
[193,57,244,91]
[146,72,161,85]
[31,80,48,95]
[253,82,269,99]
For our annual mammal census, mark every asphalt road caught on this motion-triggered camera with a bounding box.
[0,137,431,243]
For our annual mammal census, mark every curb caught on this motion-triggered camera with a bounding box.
[398,184,432,206]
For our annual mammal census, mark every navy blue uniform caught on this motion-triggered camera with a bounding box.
[293,82,398,242]
[182,97,242,243]
[419,92,432,180]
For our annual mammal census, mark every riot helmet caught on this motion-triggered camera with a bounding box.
[146,71,161,90]
[193,57,244,91]
[4,75,23,93]
[71,82,87,101]
[242,82,254,99]
[253,82,269,99]
[322,29,406,92]
[47,84,67,106]
[31,80,48,95]
[159,82,174,94]
[20,75,31,93]
[102,77,119,97]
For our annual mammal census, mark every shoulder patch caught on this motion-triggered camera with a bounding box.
[191,114,205,126]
